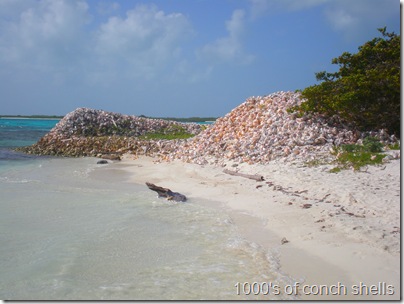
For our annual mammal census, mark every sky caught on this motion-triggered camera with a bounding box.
[0,0,400,117]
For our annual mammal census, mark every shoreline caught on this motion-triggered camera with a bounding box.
[0,117,62,120]
[104,154,400,300]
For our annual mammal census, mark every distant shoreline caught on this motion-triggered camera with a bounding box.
[0,115,216,123]
[0,116,62,120]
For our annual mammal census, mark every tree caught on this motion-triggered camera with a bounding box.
[293,28,400,136]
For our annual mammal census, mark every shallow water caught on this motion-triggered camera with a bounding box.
[0,118,296,300]
[0,156,297,300]
[0,118,59,149]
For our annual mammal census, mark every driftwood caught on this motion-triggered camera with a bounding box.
[146,182,187,202]
[100,154,121,160]
[223,169,264,182]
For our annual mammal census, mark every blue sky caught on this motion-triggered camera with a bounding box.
[0,0,400,117]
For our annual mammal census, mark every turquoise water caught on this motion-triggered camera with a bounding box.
[0,118,59,148]
[0,118,295,300]
[0,118,59,163]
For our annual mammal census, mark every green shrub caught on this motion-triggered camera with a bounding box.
[362,136,384,152]
[139,125,195,140]
[330,137,385,172]
[335,151,385,171]
[292,28,400,136]
[341,144,359,153]
[389,142,400,150]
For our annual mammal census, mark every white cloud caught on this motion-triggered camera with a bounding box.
[226,8,246,36]
[94,4,194,80]
[248,0,398,40]
[0,0,90,69]
[324,0,398,39]
[325,6,356,31]
[0,1,194,85]
[197,9,254,65]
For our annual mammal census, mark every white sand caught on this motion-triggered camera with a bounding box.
[113,154,400,300]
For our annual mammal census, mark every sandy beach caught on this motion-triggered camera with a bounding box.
[109,154,400,300]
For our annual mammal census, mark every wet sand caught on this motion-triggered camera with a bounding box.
[111,154,400,300]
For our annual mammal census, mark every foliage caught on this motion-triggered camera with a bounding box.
[388,142,400,150]
[328,167,342,173]
[361,136,384,152]
[304,159,329,167]
[340,136,383,153]
[139,132,194,140]
[332,150,385,171]
[139,125,195,140]
[292,28,400,136]
[139,116,217,123]
[329,136,386,172]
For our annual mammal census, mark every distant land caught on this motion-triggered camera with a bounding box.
[0,114,217,123]
[140,115,217,123]
[0,115,64,119]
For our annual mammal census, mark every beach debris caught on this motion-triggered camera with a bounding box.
[317,193,331,203]
[281,237,289,245]
[100,154,121,161]
[302,204,312,209]
[271,184,303,197]
[223,169,265,181]
[145,182,187,202]
[96,160,108,164]
[340,207,366,218]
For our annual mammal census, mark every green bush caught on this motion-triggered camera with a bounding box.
[362,136,384,153]
[389,142,400,150]
[292,28,400,136]
[139,125,195,140]
[340,137,383,153]
[330,136,385,172]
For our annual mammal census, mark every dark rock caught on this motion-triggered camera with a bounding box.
[97,160,108,164]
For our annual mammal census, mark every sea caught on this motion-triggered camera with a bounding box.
[0,118,296,300]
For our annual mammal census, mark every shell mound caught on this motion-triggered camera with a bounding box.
[50,107,202,137]
[19,108,202,157]
[170,91,394,164]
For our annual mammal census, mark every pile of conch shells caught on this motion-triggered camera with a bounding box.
[167,91,398,165]
[19,92,398,164]
[18,107,202,158]
[50,107,202,137]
